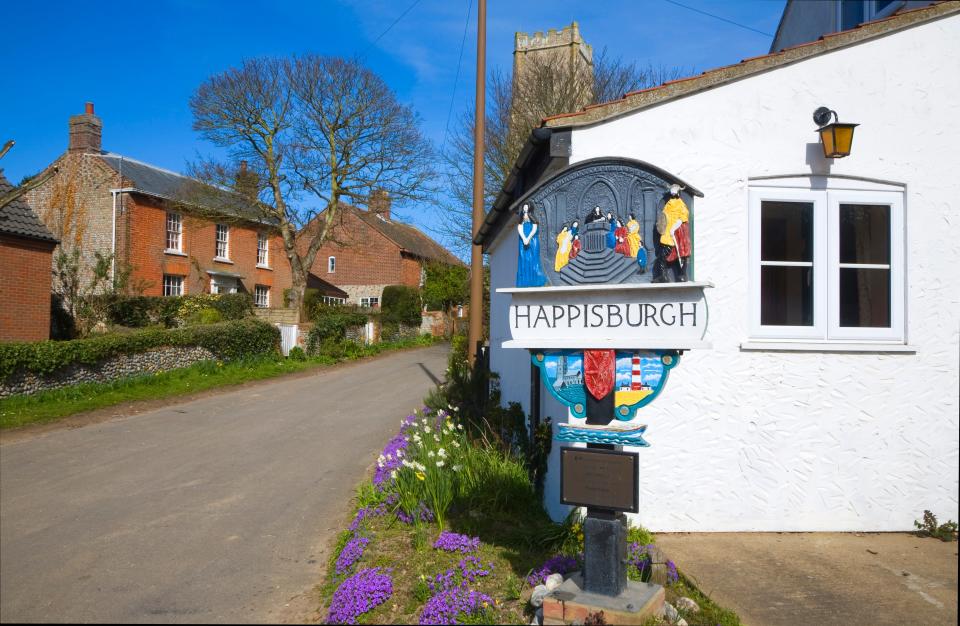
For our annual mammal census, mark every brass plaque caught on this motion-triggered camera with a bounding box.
[560,447,639,513]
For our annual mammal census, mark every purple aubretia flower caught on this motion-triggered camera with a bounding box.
[428,557,494,593]
[666,559,679,585]
[433,531,480,553]
[373,432,408,489]
[335,536,369,575]
[526,554,578,586]
[419,583,494,625]
[327,567,393,624]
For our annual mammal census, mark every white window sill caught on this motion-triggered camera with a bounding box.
[740,341,916,354]
[256,264,272,270]
[213,257,234,264]
[164,249,187,257]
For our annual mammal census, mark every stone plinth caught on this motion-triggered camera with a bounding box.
[541,573,664,625]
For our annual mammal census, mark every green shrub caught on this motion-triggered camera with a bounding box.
[190,307,223,326]
[103,293,252,328]
[0,319,280,380]
[287,346,307,361]
[381,285,421,326]
[914,510,958,541]
[307,305,369,350]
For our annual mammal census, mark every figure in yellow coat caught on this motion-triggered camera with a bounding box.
[554,225,573,272]
[658,195,690,249]
[626,213,642,258]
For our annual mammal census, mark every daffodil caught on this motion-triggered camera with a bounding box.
[416,471,425,481]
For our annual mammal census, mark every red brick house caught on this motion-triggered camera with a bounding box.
[0,170,59,342]
[304,192,463,307]
[24,103,292,307]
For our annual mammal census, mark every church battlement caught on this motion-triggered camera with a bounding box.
[514,22,593,63]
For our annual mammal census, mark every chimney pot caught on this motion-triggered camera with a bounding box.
[240,160,248,172]
[85,102,95,115]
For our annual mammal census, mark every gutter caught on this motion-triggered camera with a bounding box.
[110,187,136,280]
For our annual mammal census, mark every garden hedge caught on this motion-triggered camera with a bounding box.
[381,285,422,326]
[0,319,280,380]
[102,293,253,328]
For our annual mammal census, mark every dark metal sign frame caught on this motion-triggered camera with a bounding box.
[560,446,640,513]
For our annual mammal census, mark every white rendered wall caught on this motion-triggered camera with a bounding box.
[488,15,960,531]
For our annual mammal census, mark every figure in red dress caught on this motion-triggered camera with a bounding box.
[614,218,631,256]
[570,234,582,259]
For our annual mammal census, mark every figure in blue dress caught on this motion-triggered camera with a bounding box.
[606,212,617,249]
[516,204,547,287]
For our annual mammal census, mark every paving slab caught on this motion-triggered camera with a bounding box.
[656,532,958,626]
[1,344,449,624]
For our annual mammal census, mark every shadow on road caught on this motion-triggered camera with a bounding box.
[416,362,442,385]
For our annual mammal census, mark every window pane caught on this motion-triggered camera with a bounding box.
[840,268,890,327]
[761,265,813,326]
[761,201,813,262]
[841,0,864,29]
[840,204,889,264]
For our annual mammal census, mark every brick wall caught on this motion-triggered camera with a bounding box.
[123,196,292,303]
[24,152,119,289]
[308,210,402,304]
[400,254,424,288]
[0,236,56,342]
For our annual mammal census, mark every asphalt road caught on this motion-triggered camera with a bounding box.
[0,343,449,624]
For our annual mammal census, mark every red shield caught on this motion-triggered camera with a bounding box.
[583,349,616,400]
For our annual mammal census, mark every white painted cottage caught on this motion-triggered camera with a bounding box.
[476,3,959,531]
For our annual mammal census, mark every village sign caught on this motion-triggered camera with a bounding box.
[495,157,712,599]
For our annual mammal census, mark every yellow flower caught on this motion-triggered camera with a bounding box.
[416,471,426,481]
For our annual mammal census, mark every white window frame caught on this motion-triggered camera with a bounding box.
[361,296,379,308]
[837,0,904,31]
[254,285,270,307]
[748,183,905,344]
[748,188,827,340]
[215,224,230,260]
[257,233,269,267]
[166,212,183,253]
[328,256,336,273]
[827,190,904,342]
[163,274,184,297]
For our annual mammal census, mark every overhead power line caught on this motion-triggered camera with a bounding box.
[361,0,424,57]
[662,0,773,38]
[441,0,474,156]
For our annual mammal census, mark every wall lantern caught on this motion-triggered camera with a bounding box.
[813,106,859,158]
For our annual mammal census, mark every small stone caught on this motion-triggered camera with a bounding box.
[530,585,550,608]
[677,619,688,626]
[676,596,700,613]
[664,601,679,623]
[545,573,564,590]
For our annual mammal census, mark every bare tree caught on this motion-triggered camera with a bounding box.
[189,55,434,311]
[435,49,688,256]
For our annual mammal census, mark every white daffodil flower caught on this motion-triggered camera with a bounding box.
[428,450,435,458]
[436,460,445,468]
[438,448,447,458]
[452,441,461,448]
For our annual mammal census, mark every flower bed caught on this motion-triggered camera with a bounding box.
[320,405,741,626]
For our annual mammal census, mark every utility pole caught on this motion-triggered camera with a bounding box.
[468,0,486,366]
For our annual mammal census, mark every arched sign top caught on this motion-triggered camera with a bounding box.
[511,158,702,287]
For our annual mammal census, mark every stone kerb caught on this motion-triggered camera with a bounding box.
[0,346,216,398]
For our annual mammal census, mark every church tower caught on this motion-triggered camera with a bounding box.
[510,23,594,137]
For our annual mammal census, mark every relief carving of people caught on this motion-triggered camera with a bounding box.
[515,203,547,287]
[653,184,691,282]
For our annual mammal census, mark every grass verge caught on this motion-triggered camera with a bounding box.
[0,335,438,430]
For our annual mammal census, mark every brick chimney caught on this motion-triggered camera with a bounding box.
[68,102,102,153]
[370,189,391,220]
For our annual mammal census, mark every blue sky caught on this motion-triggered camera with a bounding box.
[0,0,784,246]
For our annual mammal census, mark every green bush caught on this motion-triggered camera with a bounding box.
[381,285,421,326]
[307,305,369,350]
[287,346,307,361]
[102,293,252,328]
[0,319,280,380]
